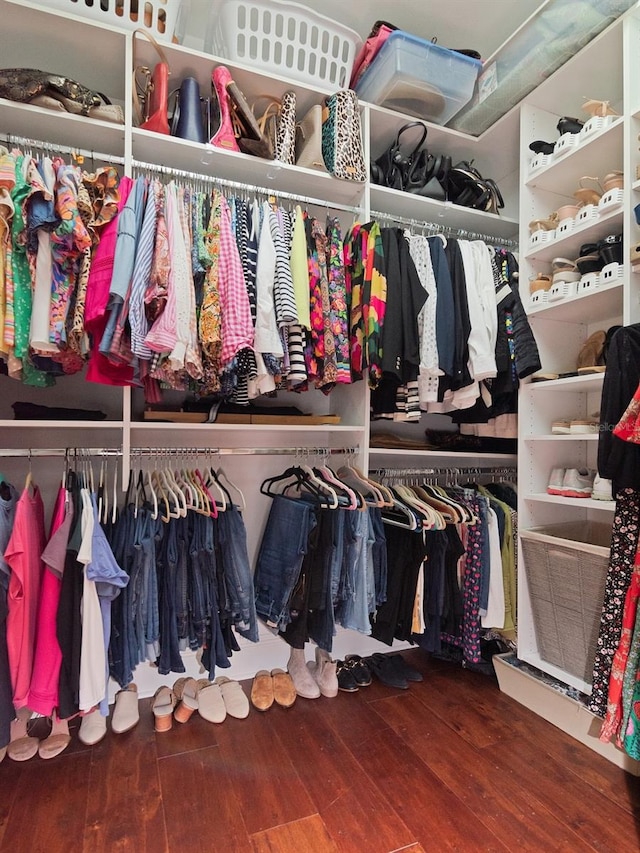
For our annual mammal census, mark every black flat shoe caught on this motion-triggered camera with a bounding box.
[344,654,373,687]
[364,654,409,690]
[529,139,555,155]
[336,660,359,693]
[387,653,423,683]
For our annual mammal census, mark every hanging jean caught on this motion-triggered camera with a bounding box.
[216,506,259,643]
[156,517,186,677]
[254,496,317,632]
[307,510,339,653]
[188,513,209,652]
[339,509,374,636]
[201,514,231,680]
[370,506,388,607]
[108,503,135,688]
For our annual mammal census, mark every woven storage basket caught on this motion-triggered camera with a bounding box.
[35,0,183,40]
[520,523,610,684]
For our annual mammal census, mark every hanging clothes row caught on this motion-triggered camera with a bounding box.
[253,461,391,653]
[0,451,259,754]
[348,217,539,437]
[0,143,355,401]
[369,467,518,671]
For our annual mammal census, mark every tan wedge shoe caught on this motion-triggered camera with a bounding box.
[573,176,602,206]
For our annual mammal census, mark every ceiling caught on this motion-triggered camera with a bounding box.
[185,0,547,59]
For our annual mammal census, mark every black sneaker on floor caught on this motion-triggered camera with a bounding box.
[344,654,373,687]
[336,660,359,692]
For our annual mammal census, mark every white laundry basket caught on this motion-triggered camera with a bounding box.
[205,0,362,88]
[35,0,184,41]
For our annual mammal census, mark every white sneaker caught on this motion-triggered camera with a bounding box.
[592,474,613,501]
[559,468,595,498]
[547,467,566,495]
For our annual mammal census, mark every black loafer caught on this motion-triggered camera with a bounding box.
[336,660,359,692]
[345,654,373,687]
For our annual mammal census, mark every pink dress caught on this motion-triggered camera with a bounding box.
[4,483,46,709]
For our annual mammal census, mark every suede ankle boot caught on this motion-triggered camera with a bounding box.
[307,647,338,698]
[287,648,320,699]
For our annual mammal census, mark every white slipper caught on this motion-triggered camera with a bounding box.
[79,708,107,746]
[111,683,140,734]
[196,680,226,724]
[215,676,250,719]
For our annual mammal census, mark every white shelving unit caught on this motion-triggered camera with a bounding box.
[0,0,523,694]
[516,4,640,773]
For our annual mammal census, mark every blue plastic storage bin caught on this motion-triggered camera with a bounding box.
[354,30,482,125]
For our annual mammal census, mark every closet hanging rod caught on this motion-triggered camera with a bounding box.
[369,208,519,247]
[0,445,359,459]
[3,134,126,166]
[130,158,361,213]
[370,466,518,478]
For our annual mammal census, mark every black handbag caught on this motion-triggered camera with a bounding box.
[170,77,208,144]
[370,121,428,190]
[405,151,451,199]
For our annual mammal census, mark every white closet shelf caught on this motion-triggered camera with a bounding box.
[524,434,599,441]
[525,493,615,511]
[0,100,126,157]
[524,118,624,194]
[368,185,519,240]
[368,448,517,466]
[0,420,123,429]
[526,279,623,324]
[525,207,624,263]
[526,373,605,393]
[129,422,364,433]
[131,130,364,208]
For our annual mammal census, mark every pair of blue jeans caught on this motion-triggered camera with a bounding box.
[217,506,259,643]
[254,495,317,633]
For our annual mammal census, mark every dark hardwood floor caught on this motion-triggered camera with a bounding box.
[0,650,638,853]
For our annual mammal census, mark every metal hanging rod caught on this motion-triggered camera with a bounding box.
[3,134,126,166]
[371,465,517,479]
[369,208,519,247]
[0,445,359,459]
[130,158,362,214]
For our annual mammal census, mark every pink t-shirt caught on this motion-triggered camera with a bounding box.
[4,483,46,709]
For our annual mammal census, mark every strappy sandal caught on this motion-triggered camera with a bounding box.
[582,98,619,118]
[38,711,71,759]
[7,707,39,762]
[529,212,559,234]
[573,176,602,206]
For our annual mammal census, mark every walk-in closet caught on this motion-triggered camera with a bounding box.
[1,1,640,851]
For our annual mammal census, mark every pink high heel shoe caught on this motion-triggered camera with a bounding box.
[210,65,240,152]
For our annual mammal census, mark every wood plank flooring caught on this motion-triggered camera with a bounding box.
[0,650,638,853]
